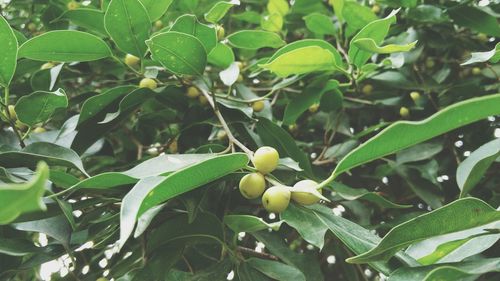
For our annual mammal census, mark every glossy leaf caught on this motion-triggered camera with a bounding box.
[14,88,68,127]
[332,93,500,178]
[146,31,207,76]
[227,30,285,50]
[208,43,234,68]
[352,38,417,54]
[457,138,500,197]
[104,0,151,57]
[462,43,500,65]
[303,13,335,35]
[205,1,239,23]
[247,258,306,281]
[138,0,173,21]
[0,162,48,225]
[18,31,112,62]
[281,203,328,249]
[333,182,412,209]
[170,14,217,53]
[267,0,289,16]
[224,215,283,233]
[0,15,18,87]
[347,198,500,263]
[61,8,106,35]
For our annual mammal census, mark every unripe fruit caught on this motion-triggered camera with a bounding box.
[237,74,244,82]
[40,62,55,70]
[410,91,421,102]
[16,120,27,130]
[252,100,265,112]
[262,185,291,213]
[67,1,79,10]
[96,278,109,281]
[477,33,488,43]
[8,105,16,119]
[425,58,435,69]
[125,54,140,67]
[33,127,46,133]
[371,5,381,14]
[199,95,209,106]
[399,106,410,118]
[186,86,201,98]
[362,84,373,95]
[154,20,164,29]
[217,130,227,141]
[288,124,298,134]
[216,26,225,40]
[139,78,157,90]
[253,146,279,174]
[308,103,320,113]
[169,140,178,153]
[146,147,159,156]
[291,180,321,205]
[472,67,482,76]
[239,172,266,199]
[27,23,36,32]
[235,61,244,71]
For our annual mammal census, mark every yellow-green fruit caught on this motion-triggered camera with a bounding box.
[15,120,27,130]
[262,185,291,213]
[291,180,321,205]
[472,67,482,76]
[308,103,320,113]
[400,106,410,118]
[154,20,163,29]
[199,95,209,106]
[217,130,227,140]
[237,74,244,82]
[477,33,488,43]
[239,172,266,199]
[186,86,201,98]
[169,140,178,153]
[410,91,421,102]
[67,1,79,10]
[217,26,225,40]
[27,23,37,32]
[253,146,279,174]
[235,61,244,70]
[8,105,16,119]
[139,78,157,90]
[40,62,55,70]
[96,278,109,281]
[425,58,435,68]
[125,54,140,67]
[288,124,298,134]
[362,84,373,95]
[371,5,381,14]
[252,100,265,112]
[33,127,46,133]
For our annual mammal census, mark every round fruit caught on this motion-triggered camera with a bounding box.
[371,5,381,13]
[154,20,164,29]
[410,91,421,102]
[169,140,178,153]
[139,78,157,90]
[40,62,55,70]
[239,172,266,199]
[425,58,435,68]
[399,106,410,118]
[288,124,298,135]
[291,180,322,205]
[8,105,16,119]
[477,33,488,43]
[67,1,79,10]
[262,185,291,213]
[362,84,373,95]
[235,61,244,70]
[308,103,320,113]
[217,130,227,140]
[33,127,46,133]
[472,67,482,76]
[237,74,244,83]
[253,146,279,174]
[186,86,201,98]
[216,26,225,40]
[199,95,209,106]
[252,100,265,112]
[27,23,37,32]
[125,54,140,67]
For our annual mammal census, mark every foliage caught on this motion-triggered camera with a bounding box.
[0,0,499,280]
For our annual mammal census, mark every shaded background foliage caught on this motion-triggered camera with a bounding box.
[0,0,499,281]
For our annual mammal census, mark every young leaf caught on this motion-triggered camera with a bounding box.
[352,38,417,54]
[303,13,336,35]
[18,31,112,62]
[267,0,289,16]
[227,30,285,50]
[208,43,235,68]
[0,162,48,225]
[138,0,173,21]
[0,15,18,87]
[104,0,151,57]
[332,93,500,178]
[15,88,68,127]
[205,1,239,24]
[457,138,500,197]
[347,198,500,263]
[146,31,207,76]
[224,215,283,233]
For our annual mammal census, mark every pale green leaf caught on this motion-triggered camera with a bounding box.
[15,88,68,127]
[353,38,417,54]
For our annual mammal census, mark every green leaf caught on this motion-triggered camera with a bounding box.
[0,162,48,225]
[261,13,284,33]
[246,258,306,281]
[104,0,151,57]
[332,93,500,178]
[333,182,412,209]
[396,142,444,164]
[353,38,417,54]
[348,10,398,68]
[13,215,71,245]
[146,31,207,76]
[224,215,283,233]
[138,0,173,21]
[98,87,156,124]
[61,8,106,35]
[303,13,336,35]
[14,88,68,127]
[347,198,500,263]
[18,31,112,62]
[267,39,343,66]
[281,203,328,249]
[462,43,500,65]
[0,238,41,256]
[118,153,249,249]
[388,258,500,281]
[205,1,238,24]
[329,0,344,22]
[227,30,285,50]
[208,43,235,68]
[457,138,500,197]
[170,15,217,53]
[448,6,500,37]
[0,143,87,176]
[342,1,377,35]
[267,0,289,16]
[0,15,18,87]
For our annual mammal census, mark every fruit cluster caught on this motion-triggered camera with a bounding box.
[239,146,324,213]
